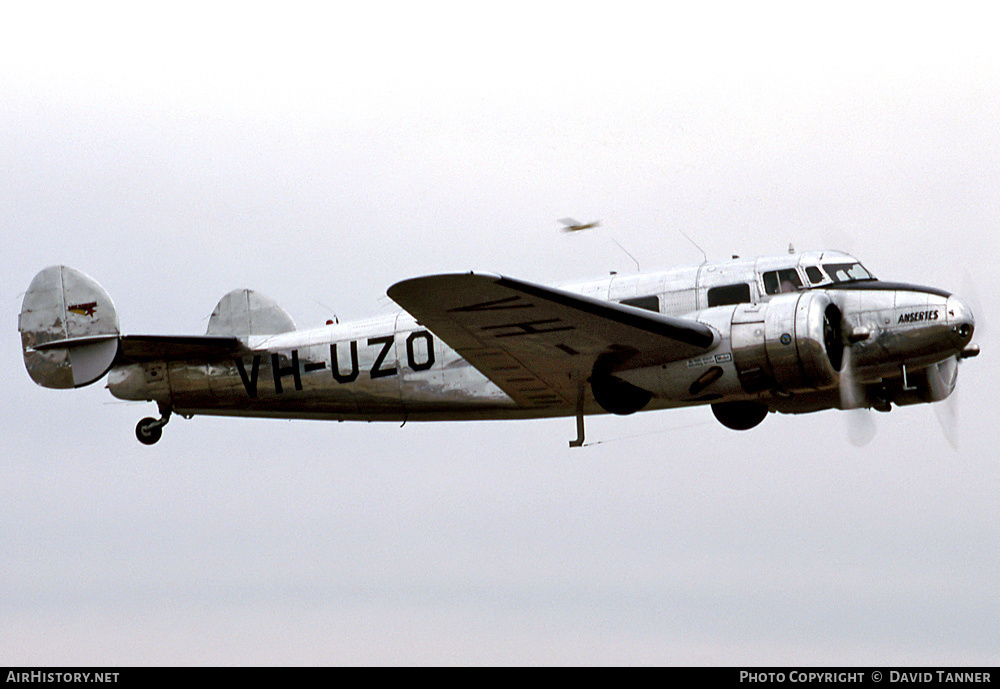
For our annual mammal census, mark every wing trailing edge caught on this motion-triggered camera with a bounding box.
[388,272,717,407]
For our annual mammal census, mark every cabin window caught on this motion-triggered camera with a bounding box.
[707,283,752,307]
[805,266,824,284]
[620,295,660,312]
[762,269,803,295]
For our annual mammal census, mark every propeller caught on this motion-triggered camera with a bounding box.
[839,339,878,447]
[961,268,987,345]
[926,270,984,451]
[828,297,879,447]
[928,355,960,450]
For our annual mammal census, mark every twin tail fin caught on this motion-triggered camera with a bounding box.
[19,266,120,389]
[20,266,295,390]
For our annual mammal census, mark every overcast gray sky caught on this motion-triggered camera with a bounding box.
[3,1,999,665]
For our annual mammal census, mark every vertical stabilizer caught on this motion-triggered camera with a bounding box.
[206,289,296,338]
[19,266,121,389]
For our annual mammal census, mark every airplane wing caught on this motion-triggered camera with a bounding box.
[388,273,717,408]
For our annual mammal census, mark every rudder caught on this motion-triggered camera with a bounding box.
[19,266,120,389]
[206,289,295,338]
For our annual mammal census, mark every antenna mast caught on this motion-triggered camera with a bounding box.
[677,228,707,264]
[609,237,641,272]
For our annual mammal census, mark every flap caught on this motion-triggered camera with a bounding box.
[388,273,717,408]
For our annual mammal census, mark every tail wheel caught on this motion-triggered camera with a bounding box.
[136,418,163,445]
[135,407,171,445]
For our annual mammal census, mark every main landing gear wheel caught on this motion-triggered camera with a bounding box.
[135,407,172,445]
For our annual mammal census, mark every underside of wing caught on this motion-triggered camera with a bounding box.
[388,273,717,408]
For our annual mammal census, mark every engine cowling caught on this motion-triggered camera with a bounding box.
[730,292,843,394]
[590,369,653,415]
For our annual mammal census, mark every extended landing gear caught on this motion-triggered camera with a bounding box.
[711,401,769,431]
[136,406,172,445]
[569,379,586,448]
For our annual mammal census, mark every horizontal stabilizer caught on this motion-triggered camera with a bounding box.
[117,335,243,363]
[19,266,121,389]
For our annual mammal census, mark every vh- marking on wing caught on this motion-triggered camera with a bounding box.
[387,272,718,408]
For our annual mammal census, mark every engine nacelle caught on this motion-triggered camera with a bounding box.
[590,369,653,415]
[730,292,843,394]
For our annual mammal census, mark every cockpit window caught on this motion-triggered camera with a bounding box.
[762,269,803,295]
[823,262,874,283]
[805,266,824,284]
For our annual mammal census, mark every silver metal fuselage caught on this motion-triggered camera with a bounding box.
[106,250,975,422]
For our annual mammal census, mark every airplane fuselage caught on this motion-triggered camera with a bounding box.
[103,250,976,426]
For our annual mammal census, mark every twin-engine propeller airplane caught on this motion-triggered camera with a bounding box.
[19,250,978,446]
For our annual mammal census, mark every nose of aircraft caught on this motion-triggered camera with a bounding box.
[946,295,976,343]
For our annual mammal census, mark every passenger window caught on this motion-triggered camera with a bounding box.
[763,269,803,295]
[707,283,752,307]
[805,266,824,284]
[620,295,660,312]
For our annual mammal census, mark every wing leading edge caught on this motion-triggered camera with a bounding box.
[388,273,717,408]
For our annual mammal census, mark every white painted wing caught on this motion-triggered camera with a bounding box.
[388,273,717,408]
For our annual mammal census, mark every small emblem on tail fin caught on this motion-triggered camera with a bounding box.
[68,302,98,317]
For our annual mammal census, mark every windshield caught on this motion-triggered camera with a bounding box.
[823,262,875,283]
